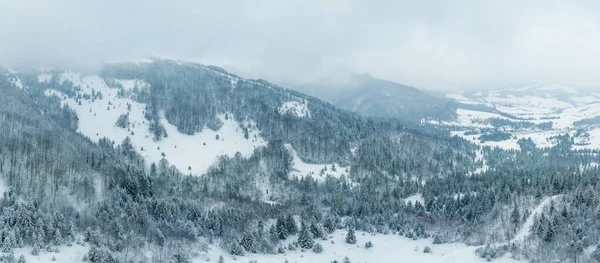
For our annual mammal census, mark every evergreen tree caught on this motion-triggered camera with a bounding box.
[309,222,324,239]
[543,220,554,243]
[285,215,298,235]
[312,243,323,253]
[240,233,256,253]
[4,253,16,263]
[230,241,245,256]
[54,229,63,246]
[345,229,357,244]
[297,222,314,249]
[323,217,336,234]
[3,231,16,253]
[510,206,521,226]
[275,216,289,240]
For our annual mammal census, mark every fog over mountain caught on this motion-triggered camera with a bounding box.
[3,0,600,90]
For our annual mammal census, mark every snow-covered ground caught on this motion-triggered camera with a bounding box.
[404,193,425,205]
[0,177,7,196]
[7,242,89,263]
[285,144,349,181]
[37,73,53,83]
[6,74,24,89]
[444,84,600,151]
[46,72,267,176]
[192,229,522,263]
[279,100,311,118]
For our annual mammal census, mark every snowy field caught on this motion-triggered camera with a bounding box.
[7,243,89,263]
[444,85,600,151]
[192,229,522,263]
[5,230,524,263]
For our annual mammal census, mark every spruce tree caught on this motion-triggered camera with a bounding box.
[240,233,256,253]
[54,229,63,246]
[3,231,16,253]
[230,241,245,256]
[312,243,323,253]
[285,215,298,235]
[345,229,357,244]
[275,216,289,240]
[298,222,314,249]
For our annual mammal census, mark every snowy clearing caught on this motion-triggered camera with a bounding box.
[404,193,425,205]
[279,100,311,118]
[113,78,150,91]
[8,242,89,263]
[193,229,522,263]
[285,144,349,181]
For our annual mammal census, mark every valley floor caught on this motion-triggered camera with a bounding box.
[194,230,521,263]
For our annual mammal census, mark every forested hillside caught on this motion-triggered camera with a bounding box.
[1,61,600,262]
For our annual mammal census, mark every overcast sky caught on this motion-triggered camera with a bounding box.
[1,0,600,90]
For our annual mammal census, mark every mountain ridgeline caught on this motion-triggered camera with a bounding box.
[295,74,458,122]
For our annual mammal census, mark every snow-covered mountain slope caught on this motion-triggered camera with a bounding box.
[443,84,600,150]
[3,58,475,182]
[44,72,267,176]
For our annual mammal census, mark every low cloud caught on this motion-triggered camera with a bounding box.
[1,0,600,90]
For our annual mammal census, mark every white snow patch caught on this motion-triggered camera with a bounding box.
[10,242,89,263]
[404,193,424,205]
[452,131,521,151]
[0,177,7,196]
[6,75,23,89]
[285,144,348,181]
[472,148,489,174]
[279,100,311,118]
[113,79,150,91]
[37,73,53,83]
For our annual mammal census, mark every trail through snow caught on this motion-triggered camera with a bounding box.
[512,195,562,243]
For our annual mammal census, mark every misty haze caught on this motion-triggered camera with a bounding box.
[0,1,600,263]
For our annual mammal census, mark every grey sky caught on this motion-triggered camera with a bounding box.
[1,0,600,90]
